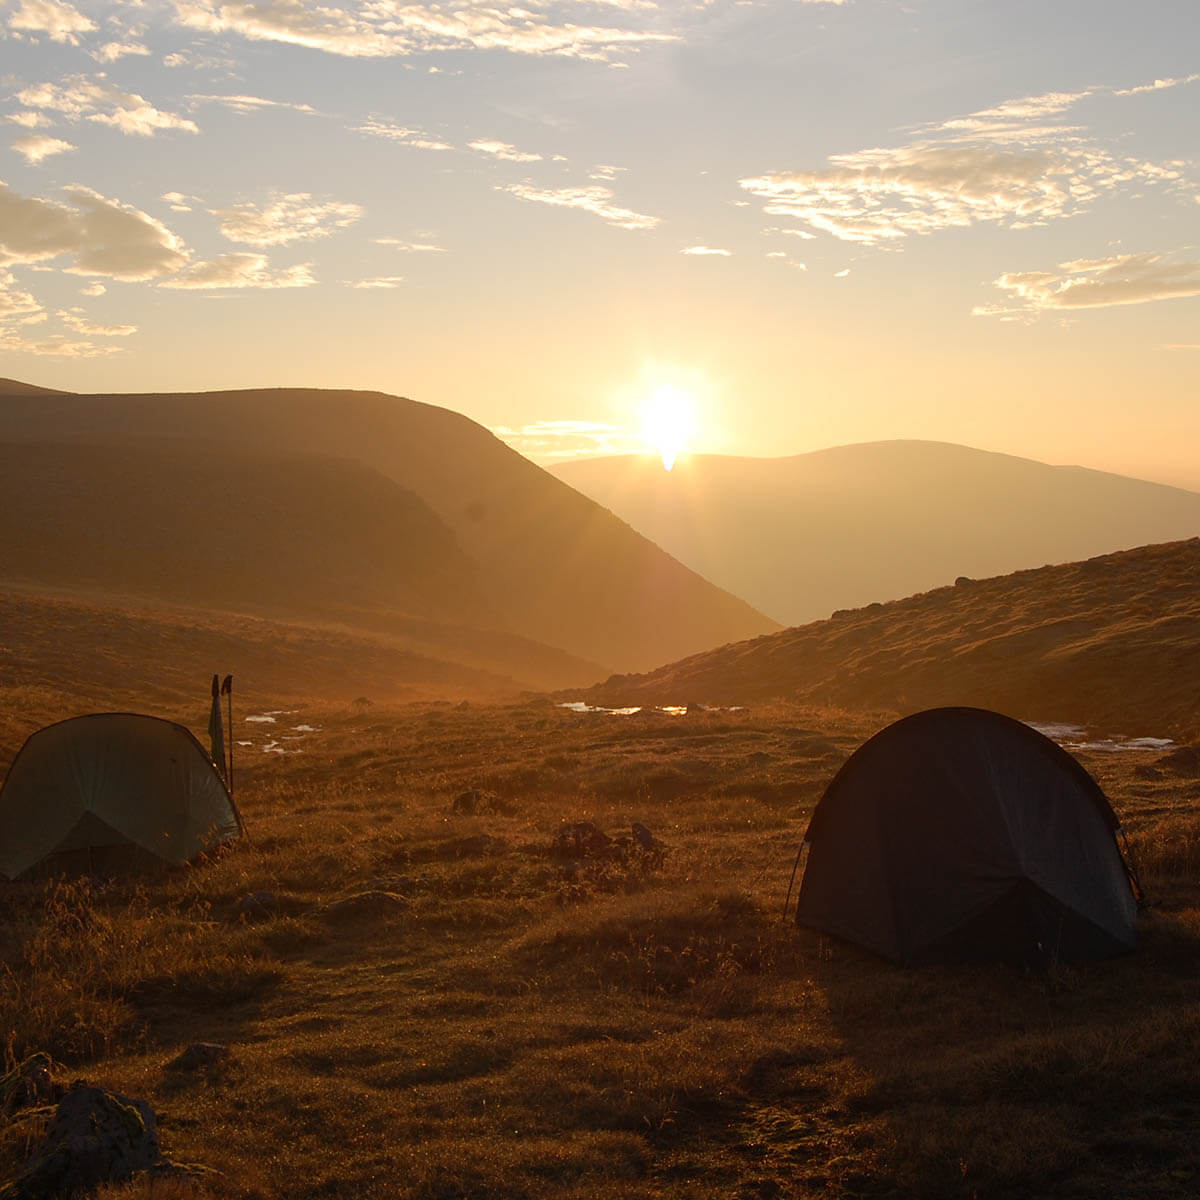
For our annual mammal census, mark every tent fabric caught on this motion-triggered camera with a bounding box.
[0,713,242,880]
[795,707,1139,967]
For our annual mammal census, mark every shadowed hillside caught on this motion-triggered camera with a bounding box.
[554,443,1200,625]
[583,538,1200,739]
[0,381,777,675]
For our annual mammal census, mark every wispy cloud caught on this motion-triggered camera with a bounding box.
[0,272,42,319]
[975,251,1200,317]
[469,139,542,163]
[57,307,137,336]
[347,275,404,288]
[17,76,200,137]
[171,0,677,63]
[375,237,446,252]
[499,183,659,231]
[0,329,124,356]
[188,93,317,114]
[213,193,363,246]
[7,0,95,44]
[681,245,730,256]
[91,40,152,62]
[741,79,1193,246]
[492,419,644,461]
[0,182,188,280]
[356,118,452,151]
[12,134,76,164]
[160,253,315,289]
[7,112,52,129]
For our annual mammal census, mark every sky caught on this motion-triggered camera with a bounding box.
[1,0,1198,487]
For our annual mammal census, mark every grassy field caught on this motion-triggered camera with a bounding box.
[3,697,1200,1199]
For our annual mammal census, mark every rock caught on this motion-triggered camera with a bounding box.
[1158,745,1200,777]
[453,789,484,815]
[551,821,613,859]
[321,891,406,922]
[3,1084,171,1199]
[235,891,279,920]
[170,1043,231,1071]
[631,822,658,851]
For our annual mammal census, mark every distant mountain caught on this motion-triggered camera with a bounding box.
[554,442,1200,626]
[582,538,1200,739]
[0,381,777,684]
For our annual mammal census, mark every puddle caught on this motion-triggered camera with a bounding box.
[557,702,743,717]
[243,712,316,753]
[1027,722,1175,753]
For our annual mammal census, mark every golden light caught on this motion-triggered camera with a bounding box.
[640,384,697,471]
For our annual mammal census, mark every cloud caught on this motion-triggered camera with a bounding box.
[160,253,315,288]
[57,307,137,335]
[0,272,42,319]
[79,280,106,296]
[171,0,677,63]
[162,191,193,211]
[492,419,644,461]
[7,112,52,129]
[17,76,200,137]
[741,77,1194,246]
[0,329,124,356]
[92,40,152,62]
[212,193,363,245]
[975,252,1200,316]
[12,134,76,164]
[188,93,317,114]
[499,183,659,230]
[375,237,445,252]
[1113,73,1200,97]
[469,139,541,163]
[347,275,404,288]
[7,0,96,43]
[681,245,730,256]
[0,181,188,279]
[356,118,452,150]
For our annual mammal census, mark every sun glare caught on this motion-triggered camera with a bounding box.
[641,385,696,472]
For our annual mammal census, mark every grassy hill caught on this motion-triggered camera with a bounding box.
[0,381,777,674]
[554,442,1200,626]
[581,538,1200,740]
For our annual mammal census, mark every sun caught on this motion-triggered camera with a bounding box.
[640,384,696,471]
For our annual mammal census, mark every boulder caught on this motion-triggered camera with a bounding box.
[552,822,613,859]
[321,891,406,922]
[2,1084,169,1199]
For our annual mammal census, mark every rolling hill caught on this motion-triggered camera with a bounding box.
[554,442,1200,626]
[581,538,1200,740]
[0,380,777,685]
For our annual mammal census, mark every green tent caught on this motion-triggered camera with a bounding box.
[0,713,242,879]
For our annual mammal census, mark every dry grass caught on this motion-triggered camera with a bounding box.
[2,699,1200,1198]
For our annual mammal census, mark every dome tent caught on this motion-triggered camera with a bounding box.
[0,713,242,880]
[795,707,1139,967]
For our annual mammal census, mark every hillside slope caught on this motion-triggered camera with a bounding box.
[0,382,777,673]
[583,538,1200,739]
[554,443,1200,625]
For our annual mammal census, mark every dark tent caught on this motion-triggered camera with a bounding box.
[0,713,242,880]
[795,707,1139,967]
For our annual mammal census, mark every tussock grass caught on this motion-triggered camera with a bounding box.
[3,700,1199,1198]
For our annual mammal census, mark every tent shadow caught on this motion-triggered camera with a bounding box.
[777,909,1200,1197]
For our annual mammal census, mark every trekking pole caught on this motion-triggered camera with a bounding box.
[222,674,234,800]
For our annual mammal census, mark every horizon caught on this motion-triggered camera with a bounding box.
[0,0,1198,490]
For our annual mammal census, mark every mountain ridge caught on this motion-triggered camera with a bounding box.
[554,441,1200,626]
